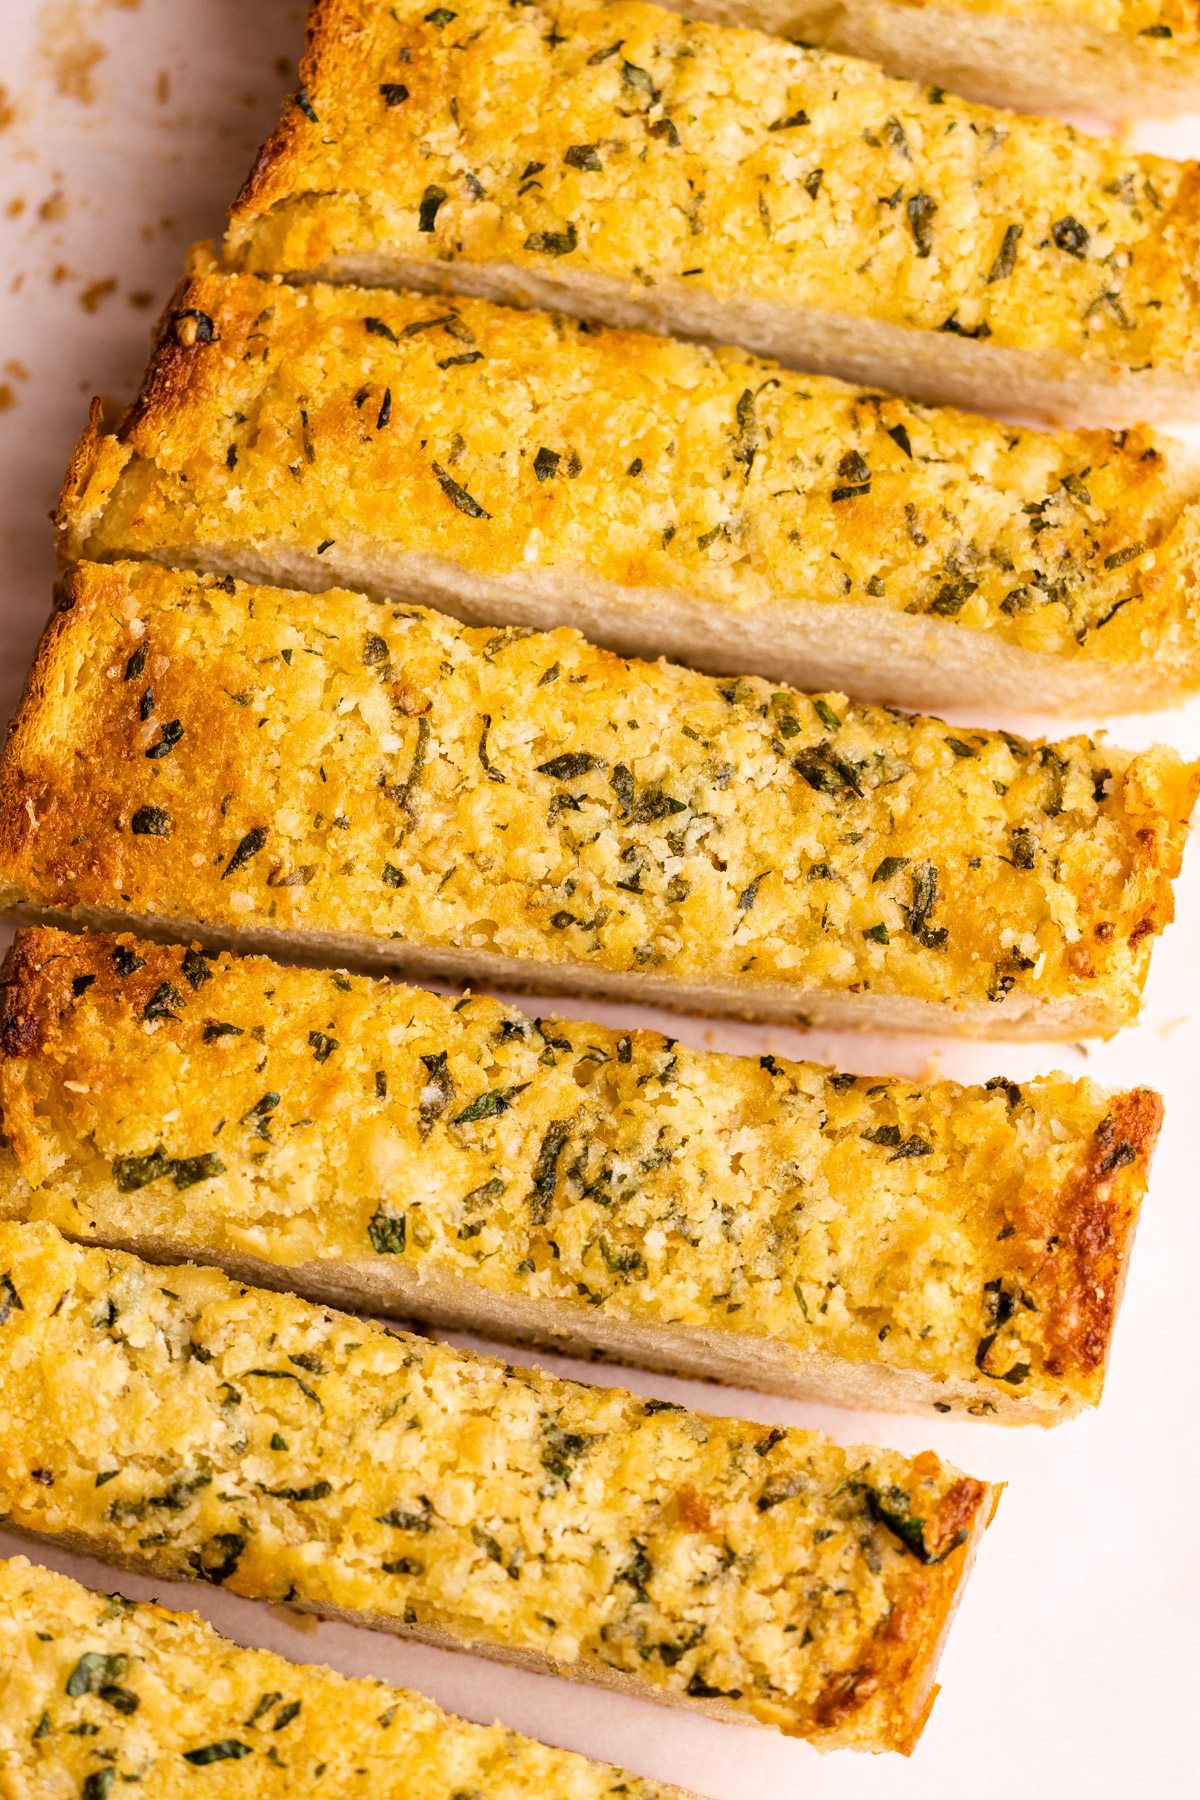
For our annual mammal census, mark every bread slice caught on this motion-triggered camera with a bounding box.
[2,561,1196,1040]
[0,1223,1000,1751]
[223,0,1200,425]
[0,1555,705,1800]
[669,0,1200,120]
[0,926,1160,1425]
[57,263,1200,716]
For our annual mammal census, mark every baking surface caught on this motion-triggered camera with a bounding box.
[0,4,1197,1794]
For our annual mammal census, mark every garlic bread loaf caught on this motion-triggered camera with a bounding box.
[0,927,1160,1423]
[0,1225,999,1751]
[672,0,1200,120]
[1,561,1195,1039]
[225,0,1200,423]
[0,1556,703,1800]
[58,267,1200,714]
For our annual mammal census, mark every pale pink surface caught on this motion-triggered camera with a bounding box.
[0,6,1198,1794]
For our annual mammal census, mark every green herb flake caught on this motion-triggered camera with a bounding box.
[368,1209,407,1255]
[906,191,937,257]
[418,1050,454,1137]
[872,855,908,882]
[909,861,948,948]
[524,224,578,256]
[1011,827,1037,869]
[66,1652,128,1699]
[1051,215,1089,258]
[0,1272,23,1325]
[793,743,863,797]
[986,222,1022,283]
[528,1119,571,1225]
[432,461,490,517]
[928,578,977,616]
[454,1084,529,1125]
[477,713,506,783]
[537,750,601,779]
[418,186,447,232]
[171,1153,226,1191]
[1105,541,1145,571]
[183,1741,254,1766]
[130,806,172,838]
[222,827,268,880]
[258,1480,332,1503]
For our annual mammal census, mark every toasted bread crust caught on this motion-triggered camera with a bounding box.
[0,926,1160,1421]
[223,0,1200,419]
[1,561,1195,1040]
[0,1224,999,1750]
[53,262,1200,713]
[0,1555,708,1800]
[1032,1088,1161,1379]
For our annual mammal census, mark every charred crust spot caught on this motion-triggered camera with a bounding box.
[1040,1090,1162,1378]
[812,1665,880,1730]
[924,1478,986,1562]
[812,1569,939,1740]
[675,1483,718,1533]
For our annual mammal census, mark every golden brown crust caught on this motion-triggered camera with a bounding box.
[0,926,1161,1422]
[0,1224,1000,1751]
[53,262,1200,711]
[1,562,1196,1041]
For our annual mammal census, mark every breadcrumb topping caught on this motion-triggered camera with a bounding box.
[0,1226,996,1747]
[0,1555,700,1799]
[0,563,1195,1036]
[0,928,1160,1421]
